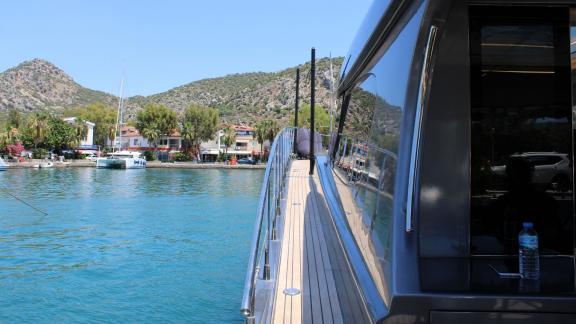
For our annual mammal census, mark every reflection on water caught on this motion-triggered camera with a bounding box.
[0,168,263,323]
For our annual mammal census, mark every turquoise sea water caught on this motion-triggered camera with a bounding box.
[0,168,263,323]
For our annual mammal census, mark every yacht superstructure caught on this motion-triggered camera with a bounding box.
[242,0,576,323]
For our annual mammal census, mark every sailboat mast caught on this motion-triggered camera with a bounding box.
[113,78,125,152]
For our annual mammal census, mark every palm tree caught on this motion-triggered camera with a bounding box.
[141,126,160,159]
[107,124,117,149]
[27,113,48,149]
[181,121,194,153]
[255,121,266,154]
[221,126,236,161]
[265,120,279,144]
[73,117,88,147]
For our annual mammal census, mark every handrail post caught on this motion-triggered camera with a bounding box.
[271,174,277,240]
[241,128,296,321]
[264,181,271,280]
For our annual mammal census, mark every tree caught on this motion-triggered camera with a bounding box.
[181,104,219,160]
[26,112,49,148]
[221,126,236,161]
[7,109,22,130]
[255,121,267,153]
[255,119,279,158]
[290,103,330,134]
[136,104,178,158]
[65,102,117,148]
[265,119,279,143]
[72,117,88,146]
[44,117,77,151]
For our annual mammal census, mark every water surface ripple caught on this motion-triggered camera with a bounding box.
[0,168,263,323]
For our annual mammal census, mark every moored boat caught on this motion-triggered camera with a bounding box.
[33,161,54,168]
[96,151,146,169]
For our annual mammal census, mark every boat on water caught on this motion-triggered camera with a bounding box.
[0,157,8,171]
[96,151,146,169]
[33,161,54,168]
[96,78,147,170]
[242,1,576,323]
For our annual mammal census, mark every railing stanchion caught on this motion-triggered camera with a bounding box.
[241,127,296,321]
[271,177,277,240]
[264,182,271,280]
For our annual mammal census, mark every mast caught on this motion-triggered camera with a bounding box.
[113,78,125,152]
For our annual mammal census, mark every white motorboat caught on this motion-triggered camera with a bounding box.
[0,157,8,171]
[33,161,54,168]
[96,151,146,169]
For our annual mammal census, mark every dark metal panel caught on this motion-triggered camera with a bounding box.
[468,0,576,4]
[417,0,471,258]
[430,311,576,324]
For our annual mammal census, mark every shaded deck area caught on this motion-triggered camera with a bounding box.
[271,160,346,324]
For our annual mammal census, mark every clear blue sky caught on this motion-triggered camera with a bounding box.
[0,0,372,96]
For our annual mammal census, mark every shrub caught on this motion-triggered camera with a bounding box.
[6,143,24,157]
[173,152,191,162]
[32,148,49,159]
[142,150,156,161]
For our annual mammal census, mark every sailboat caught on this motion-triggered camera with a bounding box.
[96,79,147,169]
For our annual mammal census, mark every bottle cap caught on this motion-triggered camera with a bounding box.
[523,222,533,228]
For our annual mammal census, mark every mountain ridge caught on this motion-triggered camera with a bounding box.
[0,58,342,124]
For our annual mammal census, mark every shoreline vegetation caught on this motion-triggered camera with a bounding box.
[6,160,266,169]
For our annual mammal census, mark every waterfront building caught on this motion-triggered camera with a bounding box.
[200,125,262,162]
[63,117,97,154]
[116,126,181,160]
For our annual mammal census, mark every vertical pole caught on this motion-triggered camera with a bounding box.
[309,48,316,175]
[264,182,270,280]
[294,68,300,155]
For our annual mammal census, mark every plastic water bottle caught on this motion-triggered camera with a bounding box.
[518,222,540,280]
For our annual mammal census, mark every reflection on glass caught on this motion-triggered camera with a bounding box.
[332,4,424,304]
[470,7,573,256]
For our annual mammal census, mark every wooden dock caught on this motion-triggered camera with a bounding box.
[272,160,344,324]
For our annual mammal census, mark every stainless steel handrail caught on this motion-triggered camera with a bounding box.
[406,25,438,233]
[241,127,295,323]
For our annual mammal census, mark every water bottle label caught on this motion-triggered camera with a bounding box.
[519,235,538,249]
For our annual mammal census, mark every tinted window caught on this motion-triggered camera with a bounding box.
[333,4,424,303]
[470,7,573,256]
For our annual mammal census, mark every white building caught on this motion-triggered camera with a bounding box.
[200,125,262,162]
[63,117,97,153]
[118,126,181,159]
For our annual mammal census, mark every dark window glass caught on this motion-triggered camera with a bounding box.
[470,7,574,256]
[333,4,424,303]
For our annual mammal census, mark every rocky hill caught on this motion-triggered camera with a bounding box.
[0,58,342,125]
[0,59,117,112]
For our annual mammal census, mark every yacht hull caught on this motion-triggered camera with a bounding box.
[96,157,146,169]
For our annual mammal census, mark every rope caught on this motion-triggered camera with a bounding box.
[0,187,48,216]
